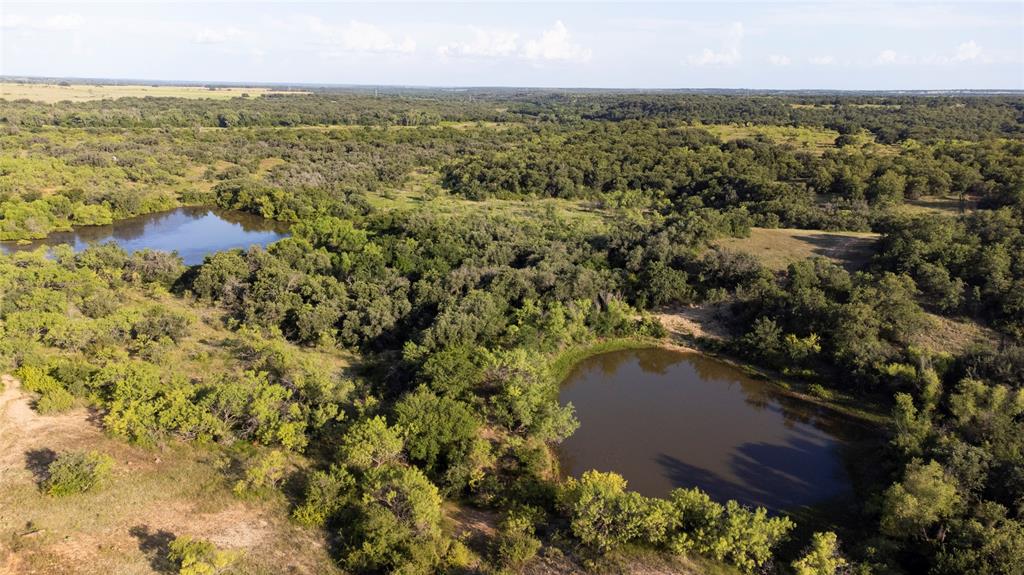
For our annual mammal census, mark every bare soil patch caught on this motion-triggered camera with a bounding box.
[0,375,339,575]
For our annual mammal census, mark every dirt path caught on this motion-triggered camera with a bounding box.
[0,376,102,484]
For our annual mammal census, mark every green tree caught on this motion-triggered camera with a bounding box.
[339,416,404,471]
[792,531,848,575]
[881,459,960,541]
[393,387,485,491]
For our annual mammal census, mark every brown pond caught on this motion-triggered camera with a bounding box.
[558,347,856,512]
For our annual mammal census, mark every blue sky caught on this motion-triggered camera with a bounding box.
[2,2,1022,89]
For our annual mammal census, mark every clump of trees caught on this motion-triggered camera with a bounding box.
[559,471,794,573]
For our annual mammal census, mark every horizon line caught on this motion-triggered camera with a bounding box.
[3,75,1023,95]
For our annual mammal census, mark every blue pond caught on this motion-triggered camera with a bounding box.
[0,207,289,265]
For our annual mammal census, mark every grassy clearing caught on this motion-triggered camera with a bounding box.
[368,170,610,233]
[911,312,999,356]
[900,195,970,217]
[0,82,306,103]
[701,124,840,155]
[715,227,879,272]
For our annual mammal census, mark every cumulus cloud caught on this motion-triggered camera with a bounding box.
[808,55,836,66]
[309,17,416,55]
[767,54,791,66]
[522,21,591,63]
[43,13,83,31]
[1,12,83,31]
[438,27,519,58]
[0,13,28,29]
[875,49,899,65]
[686,22,743,67]
[952,40,982,62]
[194,26,242,45]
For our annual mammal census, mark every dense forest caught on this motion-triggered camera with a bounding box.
[1,88,1023,575]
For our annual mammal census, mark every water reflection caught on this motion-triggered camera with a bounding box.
[0,207,289,265]
[558,347,856,512]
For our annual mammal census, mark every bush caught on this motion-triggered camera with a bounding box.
[167,535,240,575]
[36,387,75,414]
[667,488,794,573]
[44,451,114,496]
[560,470,665,554]
[292,465,355,526]
[807,383,833,401]
[492,509,542,570]
[792,531,849,575]
[132,306,192,343]
[233,450,288,498]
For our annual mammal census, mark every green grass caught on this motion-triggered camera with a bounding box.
[715,227,879,272]
[700,123,840,155]
[366,170,610,233]
[900,195,970,216]
[549,337,657,383]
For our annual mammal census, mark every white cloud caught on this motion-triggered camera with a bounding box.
[808,55,835,66]
[308,18,416,55]
[764,4,1012,31]
[42,13,83,31]
[522,21,591,63]
[767,54,791,67]
[952,40,982,63]
[0,14,27,29]
[685,22,743,67]
[438,27,519,58]
[194,27,242,45]
[875,49,899,65]
[2,13,83,31]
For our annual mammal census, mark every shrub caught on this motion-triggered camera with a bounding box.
[16,365,75,414]
[233,450,288,498]
[668,487,794,573]
[167,535,240,575]
[560,470,662,554]
[807,383,833,401]
[36,387,75,414]
[132,306,192,343]
[44,451,114,496]
[792,531,849,575]
[292,465,355,526]
[492,510,542,570]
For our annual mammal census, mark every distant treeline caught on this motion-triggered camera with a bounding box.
[2,92,1023,142]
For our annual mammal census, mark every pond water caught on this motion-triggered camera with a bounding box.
[558,347,855,512]
[0,207,289,265]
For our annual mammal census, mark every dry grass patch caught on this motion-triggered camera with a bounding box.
[655,305,732,342]
[716,228,879,272]
[0,82,306,103]
[911,313,999,356]
[0,375,340,575]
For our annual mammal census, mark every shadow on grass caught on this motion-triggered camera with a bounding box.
[129,524,177,574]
[24,448,57,486]
[793,234,877,271]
